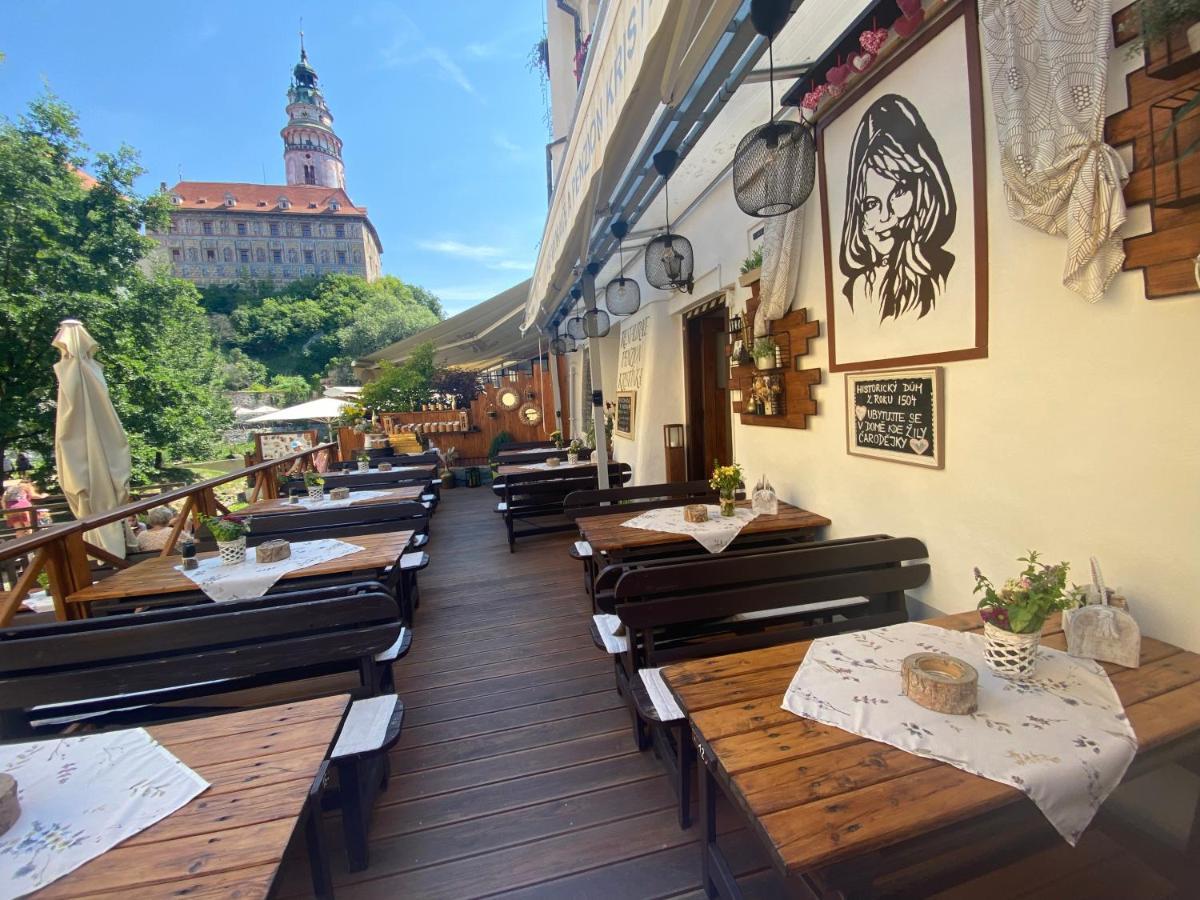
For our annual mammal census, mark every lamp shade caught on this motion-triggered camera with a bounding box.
[733,119,815,217]
[604,276,641,315]
[565,316,586,341]
[645,232,694,293]
[583,308,611,338]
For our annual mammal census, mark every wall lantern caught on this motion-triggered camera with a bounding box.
[583,308,611,338]
[732,0,815,217]
[663,424,686,482]
[644,150,695,293]
[604,221,642,315]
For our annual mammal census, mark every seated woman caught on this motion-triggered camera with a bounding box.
[136,506,190,552]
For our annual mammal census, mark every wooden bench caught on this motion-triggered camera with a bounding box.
[602,535,929,827]
[203,500,432,546]
[497,464,632,552]
[0,581,405,738]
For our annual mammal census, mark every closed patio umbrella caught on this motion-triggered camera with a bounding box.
[53,319,131,558]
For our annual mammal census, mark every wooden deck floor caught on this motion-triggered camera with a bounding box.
[276,484,785,899]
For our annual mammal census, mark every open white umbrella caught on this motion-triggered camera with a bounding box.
[53,319,132,558]
[245,397,348,424]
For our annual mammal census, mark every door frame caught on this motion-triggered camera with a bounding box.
[681,292,732,481]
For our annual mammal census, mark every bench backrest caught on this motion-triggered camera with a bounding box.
[503,464,632,510]
[0,581,400,735]
[197,501,428,549]
[614,535,928,666]
[303,466,437,490]
[497,447,593,465]
[497,440,556,452]
[565,480,729,520]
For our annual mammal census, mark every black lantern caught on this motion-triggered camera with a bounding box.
[644,150,694,293]
[733,0,814,217]
[565,316,586,341]
[583,308,611,338]
[604,221,641,315]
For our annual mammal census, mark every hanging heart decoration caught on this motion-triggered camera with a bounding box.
[897,0,923,15]
[850,51,875,73]
[826,62,850,86]
[860,27,889,55]
[800,83,827,111]
[894,8,925,39]
[825,81,845,99]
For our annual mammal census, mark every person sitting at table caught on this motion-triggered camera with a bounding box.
[4,480,45,536]
[136,506,190,551]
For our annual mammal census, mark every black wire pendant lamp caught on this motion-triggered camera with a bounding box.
[604,221,641,316]
[583,307,611,338]
[732,0,815,218]
[644,150,694,294]
[549,330,576,355]
[564,287,586,341]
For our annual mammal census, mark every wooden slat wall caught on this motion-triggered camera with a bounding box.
[1106,10,1200,299]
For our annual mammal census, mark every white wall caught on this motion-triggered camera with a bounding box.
[588,14,1200,652]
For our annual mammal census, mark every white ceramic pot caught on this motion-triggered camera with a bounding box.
[982,621,1041,680]
[307,485,324,501]
[357,460,369,472]
[217,537,247,566]
[1188,22,1200,54]
[567,452,579,465]
[755,355,774,371]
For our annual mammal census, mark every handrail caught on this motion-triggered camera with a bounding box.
[0,442,336,562]
[0,441,336,625]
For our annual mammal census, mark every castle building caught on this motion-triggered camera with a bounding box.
[150,40,382,286]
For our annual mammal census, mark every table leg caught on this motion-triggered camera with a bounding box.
[698,745,743,899]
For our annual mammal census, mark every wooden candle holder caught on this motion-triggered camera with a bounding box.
[901,653,978,715]
[683,504,709,523]
[0,774,19,836]
[256,540,292,564]
[329,487,350,500]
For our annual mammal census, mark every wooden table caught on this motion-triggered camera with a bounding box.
[576,500,830,559]
[34,694,350,899]
[66,530,414,616]
[241,485,423,515]
[498,460,593,476]
[662,612,1200,898]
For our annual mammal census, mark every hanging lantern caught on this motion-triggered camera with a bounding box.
[644,150,695,294]
[583,308,611,338]
[604,221,641,316]
[732,0,814,218]
[565,316,586,341]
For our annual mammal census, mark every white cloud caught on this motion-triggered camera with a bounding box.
[372,9,478,97]
[489,260,533,271]
[492,132,531,163]
[418,239,505,260]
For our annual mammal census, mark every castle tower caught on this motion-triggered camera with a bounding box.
[281,36,346,189]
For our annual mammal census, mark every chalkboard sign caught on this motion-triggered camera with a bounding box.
[845,368,943,468]
[614,391,636,439]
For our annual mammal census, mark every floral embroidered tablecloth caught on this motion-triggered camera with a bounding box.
[296,489,392,511]
[781,622,1137,843]
[0,729,208,898]
[176,538,362,603]
[622,505,758,554]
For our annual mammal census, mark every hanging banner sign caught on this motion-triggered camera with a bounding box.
[525,0,681,328]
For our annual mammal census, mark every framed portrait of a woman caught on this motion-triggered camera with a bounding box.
[819,0,987,373]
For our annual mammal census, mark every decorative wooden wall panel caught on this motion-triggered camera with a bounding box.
[728,280,822,430]
[1107,9,1200,299]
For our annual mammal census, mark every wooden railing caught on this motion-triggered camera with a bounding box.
[0,442,335,625]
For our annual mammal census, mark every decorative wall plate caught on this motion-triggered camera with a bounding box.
[497,388,521,411]
[518,403,542,426]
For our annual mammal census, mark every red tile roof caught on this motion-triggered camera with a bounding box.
[74,168,99,190]
[167,181,368,217]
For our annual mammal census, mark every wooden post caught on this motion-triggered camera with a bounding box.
[0,548,48,626]
[44,532,94,621]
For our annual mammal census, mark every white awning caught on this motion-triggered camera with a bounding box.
[246,397,348,423]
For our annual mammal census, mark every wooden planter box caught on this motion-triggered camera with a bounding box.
[1145,24,1200,80]
[1149,85,1200,208]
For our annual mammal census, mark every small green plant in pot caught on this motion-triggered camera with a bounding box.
[201,513,253,566]
[752,337,777,370]
[438,446,458,488]
[567,438,583,464]
[356,450,370,472]
[303,471,325,500]
[974,551,1072,679]
[549,429,564,449]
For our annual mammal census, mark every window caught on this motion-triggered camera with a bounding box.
[304,250,315,264]
[202,221,213,235]
[239,249,250,263]
[206,249,216,261]
[301,223,312,238]
[272,249,282,264]
[168,221,177,234]
[255,248,266,262]
[222,247,233,262]
[171,248,181,260]
[236,222,247,236]
[337,251,347,266]
[303,164,316,184]
[335,224,345,239]
[269,222,280,237]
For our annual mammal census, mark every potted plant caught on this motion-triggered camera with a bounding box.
[738,247,763,286]
[752,337,777,370]
[550,429,564,449]
[567,439,583,465]
[709,463,743,517]
[1131,0,1200,63]
[356,450,370,472]
[201,513,252,566]
[438,446,458,489]
[303,471,325,501]
[974,551,1073,679]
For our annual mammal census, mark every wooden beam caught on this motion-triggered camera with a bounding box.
[83,541,130,570]
[159,496,195,558]
[0,548,48,626]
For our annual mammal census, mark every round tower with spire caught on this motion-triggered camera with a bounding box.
[281,34,346,189]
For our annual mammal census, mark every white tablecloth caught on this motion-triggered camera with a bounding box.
[0,729,208,898]
[622,505,758,553]
[177,538,362,603]
[296,489,392,511]
[347,465,428,475]
[781,622,1138,844]
[518,461,590,472]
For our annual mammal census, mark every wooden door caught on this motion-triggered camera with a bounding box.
[683,307,732,480]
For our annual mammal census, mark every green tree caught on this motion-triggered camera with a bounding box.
[220,348,268,390]
[0,94,230,482]
[359,342,437,413]
[268,374,312,406]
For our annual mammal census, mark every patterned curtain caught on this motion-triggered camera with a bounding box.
[755,204,805,334]
[978,0,1128,302]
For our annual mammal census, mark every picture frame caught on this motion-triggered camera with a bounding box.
[614,390,636,439]
[845,367,944,468]
[819,1,988,373]
[256,430,316,461]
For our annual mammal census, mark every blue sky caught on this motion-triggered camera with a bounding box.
[0,1,550,314]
